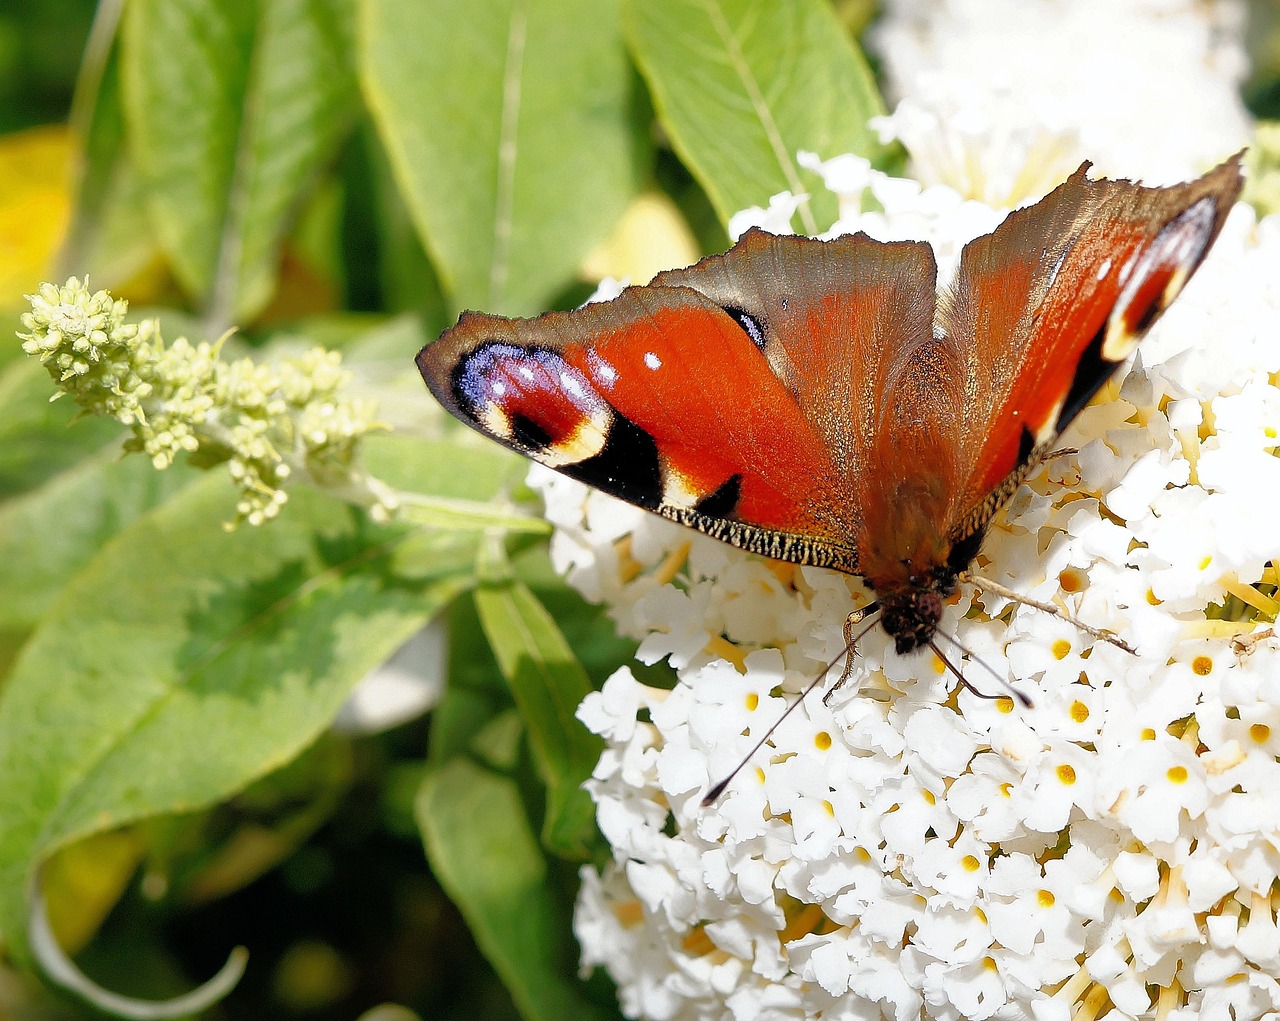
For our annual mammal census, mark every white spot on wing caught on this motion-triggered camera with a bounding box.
[1096,257,1113,281]
[644,352,662,370]
[587,351,618,388]
[560,371,586,400]
[491,380,507,397]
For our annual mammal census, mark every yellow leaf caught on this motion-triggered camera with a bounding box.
[581,191,700,286]
[0,124,72,309]
[41,829,145,953]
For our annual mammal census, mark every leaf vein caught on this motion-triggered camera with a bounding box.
[698,0,816,234]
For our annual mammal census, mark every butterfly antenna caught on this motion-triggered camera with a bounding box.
[701,604,879,807]
[933,632,1033,709]
[700,650,845,806]
[960,571,1137,655]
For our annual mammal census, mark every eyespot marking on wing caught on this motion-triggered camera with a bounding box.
[450,341,612,466]
[1101,195,1218,361]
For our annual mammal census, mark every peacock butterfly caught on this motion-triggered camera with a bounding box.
[416,156,1243,657]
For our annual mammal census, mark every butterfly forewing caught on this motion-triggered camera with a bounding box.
[417,284,867,570]
[652,229,940,482]
[939,154,1243,542]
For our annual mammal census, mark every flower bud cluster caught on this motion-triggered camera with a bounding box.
[19,278,390,526]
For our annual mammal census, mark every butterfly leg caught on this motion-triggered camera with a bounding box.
[822,604,880,706]
[960,571,1136,654]
[1232,627,1275,658]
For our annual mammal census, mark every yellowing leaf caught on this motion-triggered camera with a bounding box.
[581,191,701,285]
[41,830,145,954]
[0,125,72,309]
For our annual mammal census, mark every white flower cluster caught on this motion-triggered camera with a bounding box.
[868,0,1252,203]
[539,158,1280,1019]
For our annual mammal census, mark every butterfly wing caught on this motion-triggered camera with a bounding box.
[417,158,1242,595]
[652,229,941,484]
[938,154,1244,543]
[416,231,940,575]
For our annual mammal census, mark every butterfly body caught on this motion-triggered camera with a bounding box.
[419,156,1244,655]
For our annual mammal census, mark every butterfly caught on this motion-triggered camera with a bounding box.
[417,155,1243,658]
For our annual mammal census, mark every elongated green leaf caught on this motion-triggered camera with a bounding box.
[58,10,160,287]
[418,745,612,1021]
[361,432,526,507]
[474,539,600,858]
[513,544,662,691]
[399,495,551,535]
[361,0,646,316]
[365,430,551,534]
[625,0,887,234]
[0,450,197,634]
[121,0,358,328]
[356,123,452,331]
[0,477,474,959]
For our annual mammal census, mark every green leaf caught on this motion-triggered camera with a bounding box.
[418,742,612,1021]
[361,0,646,316]
[0,476,475,959]
[363,430,552,536]
[624,0,888,235]
[354,121,452,332]
[474,538,601,859]
[400,495,551,535]
[0,359,121,498]
[58,13,161,288]
[0,450,198,635]
[121,0,359,328]
[512,543,662,691]
[361,431,526,507]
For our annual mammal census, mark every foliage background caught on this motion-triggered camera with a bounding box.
[0,0,1276,1019]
